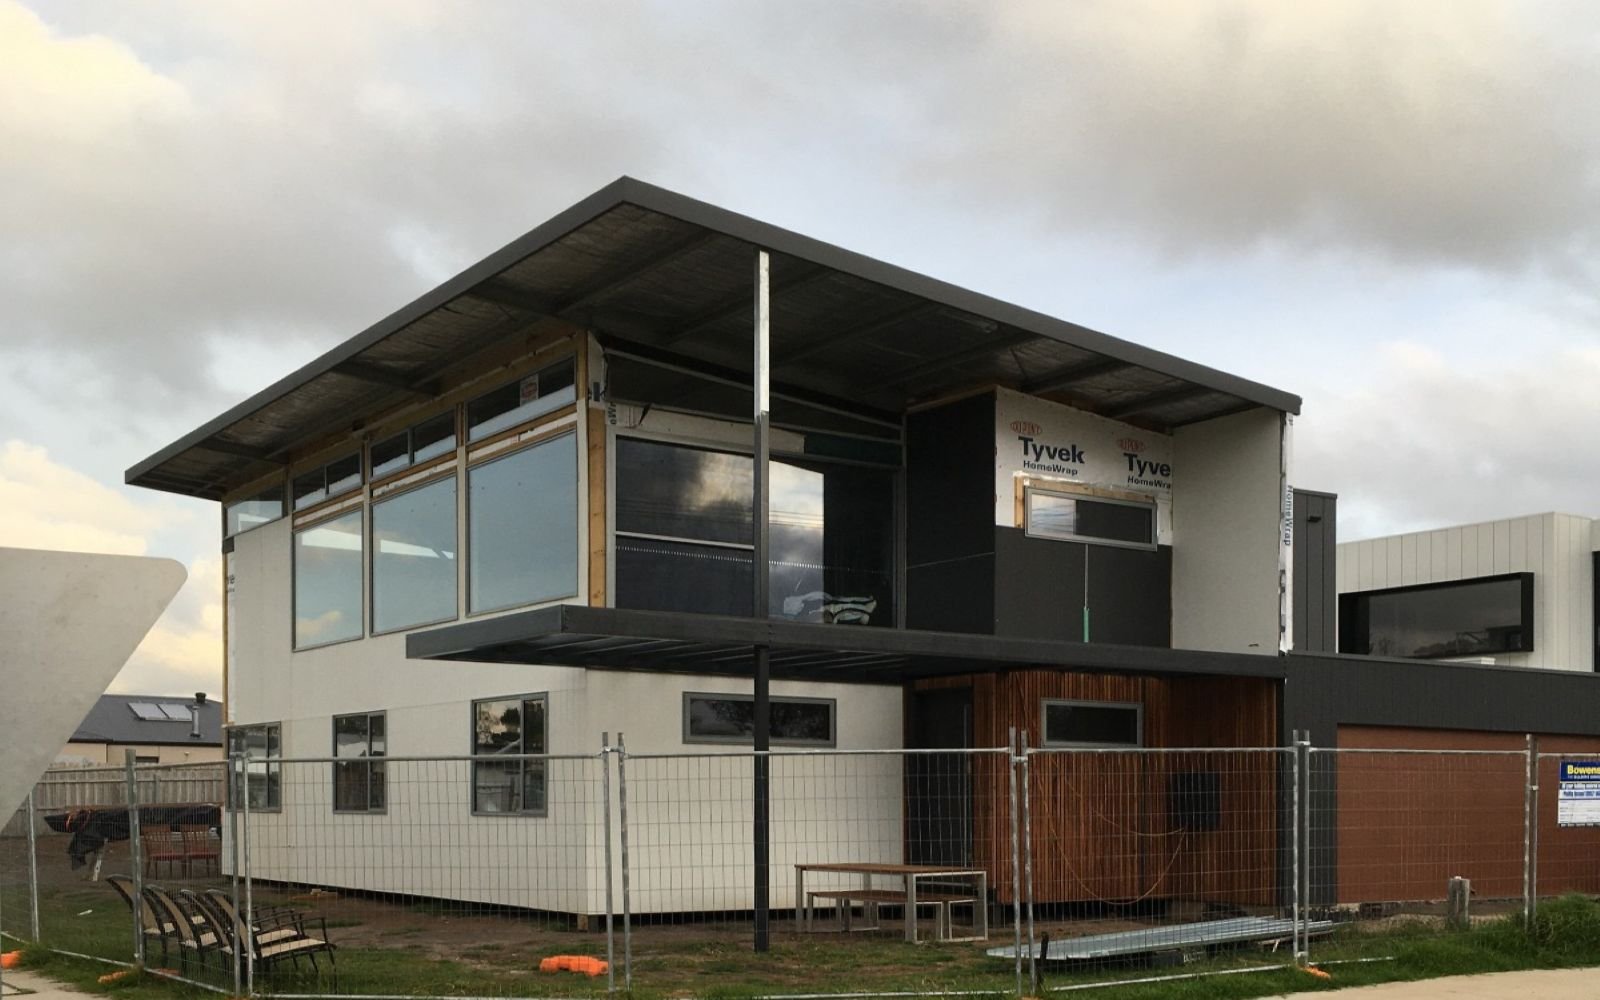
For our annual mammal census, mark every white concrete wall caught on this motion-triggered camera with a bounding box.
[55,742,224,766]
[1337,512,1595,671]
[1170,408,1286,654]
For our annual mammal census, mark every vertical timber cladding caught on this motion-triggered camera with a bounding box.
[912,672,1277,905]
[1335,726,1600,905]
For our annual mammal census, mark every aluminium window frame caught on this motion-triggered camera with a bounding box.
[226,722,283,813]
[469,692,550,818]
[682,691,838,748]
[463,425,581,619]
[1039,698,1144,749]
[290,505,367,652]
[331,710,387,815]
[1023,483,1158,552]
[367,471,461,638]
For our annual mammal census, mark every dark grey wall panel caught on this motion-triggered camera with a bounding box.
[1292,490,1337,653]
[992,528,1171,646]
[906,393,996,567]
[906,555,995,634]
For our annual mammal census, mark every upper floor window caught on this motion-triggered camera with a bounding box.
[1024,486,1155,550]
[333,711,386,813]
[292,453,362,511]
[472,694,547,815]
[466,357,576,443]
[225,487,284,537]
[467,434,577,615]
[294,510,364,649]
[371,413,457,479]
[227,723,281,811]
[371,476,458,634]
[1338,573,1534,659]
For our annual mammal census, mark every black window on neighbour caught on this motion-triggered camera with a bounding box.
[1338,573,1534,658]
[613,438,895,625]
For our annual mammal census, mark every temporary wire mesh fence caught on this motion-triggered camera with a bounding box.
[1304,747,1529,968]
[1,741,1579,999]
[1532,749,1600,913]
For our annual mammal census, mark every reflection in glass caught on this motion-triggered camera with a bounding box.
[294,510,364,648]
[1043,702,1141,746]
[227,724,280,810]
[334,712,385,811]
[1341,575,1531,658]
[471,696,547,814]
[467,435,577,614]
[1026,492,1154,547]
[467,358,576,442]
[225,489,284,537]
[683,694,834,745]
[372,476,457,633]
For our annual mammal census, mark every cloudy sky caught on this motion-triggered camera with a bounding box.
[4,1,1598,697]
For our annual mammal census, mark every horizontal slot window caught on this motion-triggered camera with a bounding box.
[1338,572,1534,658]
[293,453,362,511]
[683,693,835,746]
[372,413,456,479]
[467,357,576,443]
[1042,700,1142,747]
[1025,488,1155,550]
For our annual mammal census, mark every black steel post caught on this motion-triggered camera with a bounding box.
[752,248,772,953]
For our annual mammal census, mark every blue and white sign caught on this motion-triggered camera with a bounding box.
[1558,760,1600,827]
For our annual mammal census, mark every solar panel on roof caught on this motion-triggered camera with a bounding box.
[159,704,193,721]
[128,702,166,721]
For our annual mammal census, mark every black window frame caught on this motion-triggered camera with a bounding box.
[332,711,386,814]
[226,723,282,812]
[682,692,837,747]
[1023,485,1157,551]
[1040,699,1143,748]
[470,693,549,817]
[1337,572,1536,659]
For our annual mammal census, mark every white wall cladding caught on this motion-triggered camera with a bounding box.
[1338,512,1596,671]
[1170,408,1285,655]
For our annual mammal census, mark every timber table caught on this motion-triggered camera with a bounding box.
[795,862,988,943]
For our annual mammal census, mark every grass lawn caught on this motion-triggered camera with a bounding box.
[11,873,1600,1000]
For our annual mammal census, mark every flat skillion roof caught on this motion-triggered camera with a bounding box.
[405,605,1289,682]
[127,176,1301,500]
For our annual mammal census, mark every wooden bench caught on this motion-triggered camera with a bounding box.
[806,888,982,941]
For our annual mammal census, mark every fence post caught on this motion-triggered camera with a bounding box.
[600,734,615,996]
[1296,735,1311,967]
[1007,727,1022,1000]
[229,755,243,998]
[1524,734,1540,924]
[124,750,145,967]
[617,732,632,993]
[242,755,255,997]
[1020,731,1037,995]
[25,787,41,941]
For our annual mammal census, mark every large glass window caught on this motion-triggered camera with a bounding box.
[292,453,362,511]
[294,510,364,648]
[1041,700,1142,747]
[683,693,836,746]
[225,487,284,537]
[371,476,458,633]
[1339,573,1534,658]
[472,695,547,815]
[467,357,576,442]
[333,712,386,813]
[614,439,895,624]
[1025,487,1156,550]
[467,434,577,614]
[227,723,280,811]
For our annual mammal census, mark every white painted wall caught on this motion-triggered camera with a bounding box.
[1337,512,1596,671]
[1170,409,1286,654]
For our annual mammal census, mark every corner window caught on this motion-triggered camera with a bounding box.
[333,712,386,813]
[1338,573,1535,658]
[472,695,547,815]
[294,510,364,649]
[683,693,836,747]
[1041,700,1141,747]
[1025,487,1155,550]
[292,453,363,511]
[371,413,457,479]
[371,476,458,634]
[466,434,577,614]
[227,723,281,811]
[225,487,284,537]
[466,357,576,442]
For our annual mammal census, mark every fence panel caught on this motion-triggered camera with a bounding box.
[619,747,1018,998]
[1532,751,1600,910]
[240,754,610,998]
[1305,748,1528,966]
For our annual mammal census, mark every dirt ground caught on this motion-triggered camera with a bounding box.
[1275,966,1600,998]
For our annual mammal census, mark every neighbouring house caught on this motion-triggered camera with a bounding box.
[124,177,1600,919]
[56,693,223,766]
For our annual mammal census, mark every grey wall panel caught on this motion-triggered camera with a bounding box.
[906,555,995,634]
[1292,490,1337,653]
[906,393,995,567]
[991,528,1171,646]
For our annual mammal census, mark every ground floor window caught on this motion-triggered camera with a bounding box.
[472,694,547,815]
[333,711,386,812]
[682,692,836,747]
[227,723,281,811]
[1040,699,1141,747]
